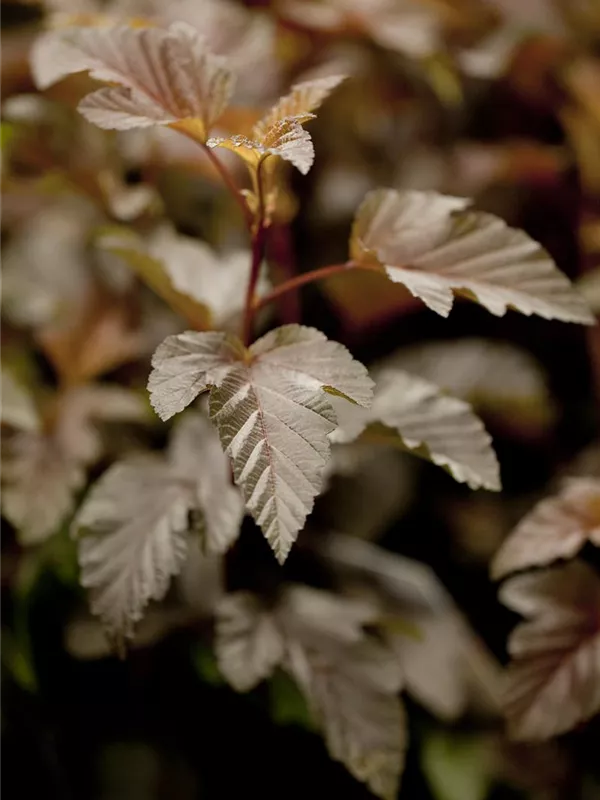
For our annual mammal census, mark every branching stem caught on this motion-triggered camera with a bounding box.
[252,261,383,312]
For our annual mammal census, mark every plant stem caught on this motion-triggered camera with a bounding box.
[252,261,382,312]
[242,160,267,346]
[201,144,253,228]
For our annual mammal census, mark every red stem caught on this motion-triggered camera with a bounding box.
[242,160,267,346]
[201,143,253,229]
[252,261,382,312]
[171,124,252,228]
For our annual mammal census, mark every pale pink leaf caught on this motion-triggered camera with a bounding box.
[352,189,594,324]
[148,325,373,561]
[168,412,244,555]
[492,478,600,579]
[215,593,285,691]
[2,431,86,545]
[31,23,235,137]
[74,456,193,643]
[500,561,600,739]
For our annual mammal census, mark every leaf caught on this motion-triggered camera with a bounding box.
[65,606,195,661]
[280,0,440,58]
[142,226,269,330]
[421,730,494,800]
[332,367,501,491]
[286,636,406,800]
[167,413,245,555]
[2,200,95,330]
[2,432,85,546]
[31,22,235,140]
[252,74,346,140]
[215,592,285,691]
[97,229,212,330]
[74,456,193,644]
[148,325,373,562]
[387,338,554,432]
[1,384,148,546]
[492,478,600,579]
[72,411,243,642]
[322,534,503,721]
[351,189,594,324]
[207,75,345,174]
[1,368,40,433]
[268,669,317,730]
[215,583,405,797]
[208,116,315,175]
[500,560,600,740]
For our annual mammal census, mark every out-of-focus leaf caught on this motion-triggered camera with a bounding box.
[1,384,149,546]
[268,669,316,730]
[387,338,555,433]
[351,189,594,324]
[37,292,142,383]
[65,606,195,660]
[215,584,406,798]
[215,593,285,691]
[577,267,600,313]
[492,477,600,579]
[1,629,37,693]
[97,228,212,330]
[2,430,86,546]
[500,560,600,740]
[321,534,503,721]
[32,22,235,141]
[103,225,269,331]
[421,729,494,800]
[2,200,96,330]
[1,368,40,433]
[192,642,226,686]
[279,0,441,58]
[148,325,373,562]
[323,446,414,540]
[285,635,406,800]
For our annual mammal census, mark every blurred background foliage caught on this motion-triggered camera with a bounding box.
[2,0,600,798]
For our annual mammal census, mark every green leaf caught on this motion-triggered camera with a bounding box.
[422,729,494,800]
[268,669,317,731]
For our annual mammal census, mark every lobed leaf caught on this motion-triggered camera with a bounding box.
[215,584,406,798]
[73,412,243,643]
[492,477,600,579]
[351,189,594,324]
[500,560,600,739]
[148,324,373,562]
[31,22,235,139]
